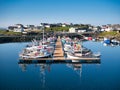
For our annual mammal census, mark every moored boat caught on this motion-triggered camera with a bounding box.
[19,26,56,59]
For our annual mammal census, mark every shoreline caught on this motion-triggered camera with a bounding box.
[0,31,120,43]
[0,33,85,43]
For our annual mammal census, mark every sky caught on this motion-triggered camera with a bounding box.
[0,0,120,27]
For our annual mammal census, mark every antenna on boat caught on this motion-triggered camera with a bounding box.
[42,25,45,46]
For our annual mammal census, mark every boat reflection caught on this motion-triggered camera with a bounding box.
[18,59,100,87]
[19,63,27,72]
[66,62,82,78]
[38,63,50,87]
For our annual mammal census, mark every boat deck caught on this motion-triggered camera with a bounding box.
[19,36,100,61]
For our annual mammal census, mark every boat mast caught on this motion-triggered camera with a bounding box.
[81,40,82,55]
[42,25,44,46]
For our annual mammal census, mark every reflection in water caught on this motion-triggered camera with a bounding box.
[19,64,27,72]
[19,63,51,87]
[67,60,82,78]
[67,63,82,78]
[34,64,45,87]
[40,64,46,87]
[73,64,82,78]
[18,60,100,87]
[38,64,51,87]
[72,60,82,78]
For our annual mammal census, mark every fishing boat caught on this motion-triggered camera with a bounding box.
[67,42,101,59]
[19,45,52,59]
[19,26,55,59]
[67,50,92,59]
[103,37,111,44]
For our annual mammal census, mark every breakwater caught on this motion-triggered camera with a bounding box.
[0,35,43,43]
[0,32,96,43]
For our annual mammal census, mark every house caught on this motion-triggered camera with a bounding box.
[36,26,42,30]
[69,27,76,33]
[13,28,24,32]
[14,24,24,32]
[40,23,50,28]
[62,24,66,27]
[88,26,93,30]
[101,25,106,31]
[26,25,35,30]
[105,26,114,32]
[101,24,116,32]
[8,24,24,32]
[113,24,120,31]
[8,26,17,31]
[69,27,88,33]
[76,28,86,33]
[62,23,68,27]
[92,27,98,31]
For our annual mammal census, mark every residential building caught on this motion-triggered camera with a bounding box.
[40,23,50,28]
[101,24,120,32]
[69,27,88,33]
[8,24,24,32]
[76,28,86,33]
[69,27,76,33]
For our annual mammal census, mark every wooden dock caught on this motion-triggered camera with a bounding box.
[53,36,64,59]
[19,57,100,61]
[19,36,100,61]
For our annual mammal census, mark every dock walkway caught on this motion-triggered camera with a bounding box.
[53,36,64,59]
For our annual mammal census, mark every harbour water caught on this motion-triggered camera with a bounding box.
[0,41,120,90]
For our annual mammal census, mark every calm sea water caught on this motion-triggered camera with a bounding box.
[0,41,120,90]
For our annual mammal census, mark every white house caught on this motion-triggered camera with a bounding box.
[45,25,50,28]
[93,27,98,31]
[40,23,50,28]
[69,27,76,33]
[101,28,105,32]
[8,24,24,32]
[14,28,24,32]
[62,24,66,27]
[101,25,114,32]
[105,27,114,32]
[77,28,86,33]
[14,24,24,32]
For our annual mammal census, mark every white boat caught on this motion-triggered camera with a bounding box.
[19,44,52,59]
[64,44,72,52]
[35,49,51,58]
[67,51,92,59]
[19,26,55,59]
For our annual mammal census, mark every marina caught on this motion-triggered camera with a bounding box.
[0,0,120,89]
[19,36,100,61]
